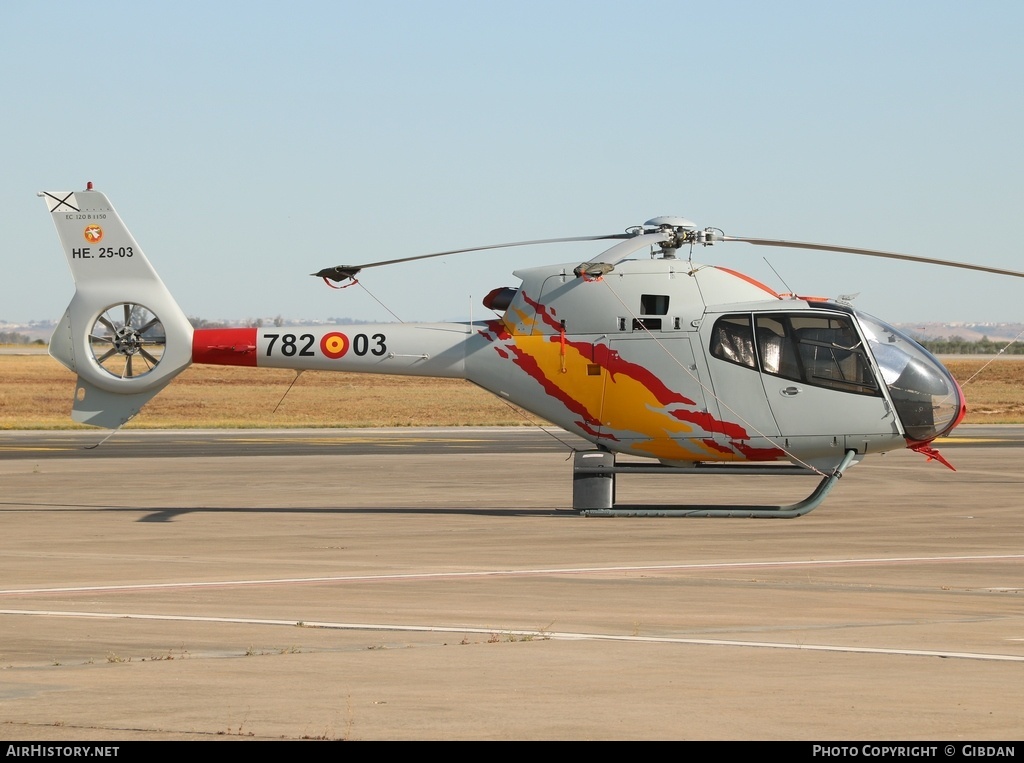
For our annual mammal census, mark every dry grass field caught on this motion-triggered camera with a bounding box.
[2,352,1022,429]
[944,357,1024,422]
[0,354,529,429]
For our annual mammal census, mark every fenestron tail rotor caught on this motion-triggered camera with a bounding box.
[88,303,167,379]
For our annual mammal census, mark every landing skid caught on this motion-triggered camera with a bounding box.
[573,449,858,517]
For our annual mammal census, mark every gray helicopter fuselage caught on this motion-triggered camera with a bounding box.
[464,256,958,470]
[159,257,968,472]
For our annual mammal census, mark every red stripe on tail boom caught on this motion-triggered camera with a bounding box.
[193,328,259,367]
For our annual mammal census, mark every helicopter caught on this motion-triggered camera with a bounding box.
[39,185,1024,517]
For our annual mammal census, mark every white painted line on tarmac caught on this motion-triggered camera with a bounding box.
[1,554,1021,597]
[2,608,1023,663]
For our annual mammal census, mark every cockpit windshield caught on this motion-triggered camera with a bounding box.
[857,312,964,442]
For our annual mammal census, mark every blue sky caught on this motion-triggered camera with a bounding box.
[4,1,1023,325]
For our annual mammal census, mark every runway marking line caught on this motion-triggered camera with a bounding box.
[229,437,486,445]
[0,446,74,452]
[942,438,1014,444]
[2,608,1022,663]
[1,554,1020,597]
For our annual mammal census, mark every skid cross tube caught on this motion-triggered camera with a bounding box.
[574,449,858,518]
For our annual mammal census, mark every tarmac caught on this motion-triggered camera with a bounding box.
[0,427,1021,740]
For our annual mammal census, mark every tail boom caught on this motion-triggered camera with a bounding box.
[192,324,471,378]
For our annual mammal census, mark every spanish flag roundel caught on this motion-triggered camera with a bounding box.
[320,332,349,359]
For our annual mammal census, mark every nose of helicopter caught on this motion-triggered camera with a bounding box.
[894,363,967,445]
[858,312,966,445]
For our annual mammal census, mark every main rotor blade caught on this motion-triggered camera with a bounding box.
[722,236,1024,279]
[313,233,635,281]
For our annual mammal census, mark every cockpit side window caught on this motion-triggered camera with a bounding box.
[758,314,878,395]
[710,313,880,396]
[753,315,800,378]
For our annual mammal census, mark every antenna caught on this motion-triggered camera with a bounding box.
[763,257,795,295]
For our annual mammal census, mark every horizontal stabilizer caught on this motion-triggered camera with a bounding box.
[70,375,168,429]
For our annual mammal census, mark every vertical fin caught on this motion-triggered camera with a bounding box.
[41,187,193,428]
